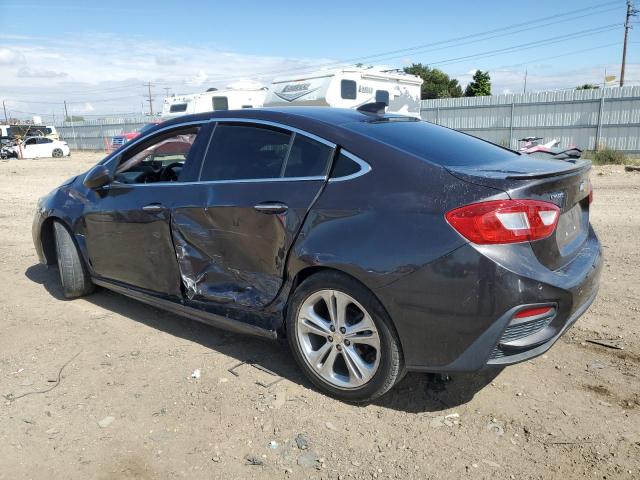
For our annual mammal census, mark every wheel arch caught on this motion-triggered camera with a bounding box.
[281,265,403,356]
[39,216,59,265]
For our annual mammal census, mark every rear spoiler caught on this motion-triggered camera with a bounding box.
[504,159,591,180]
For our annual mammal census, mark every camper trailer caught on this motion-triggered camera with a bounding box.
[264,67,423,117]
[161,81,267,118]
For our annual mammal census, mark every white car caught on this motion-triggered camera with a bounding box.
[6,137,70,159]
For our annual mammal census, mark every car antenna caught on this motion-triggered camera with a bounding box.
[357,102,386,116]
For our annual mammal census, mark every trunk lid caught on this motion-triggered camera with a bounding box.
[447,156,592,270]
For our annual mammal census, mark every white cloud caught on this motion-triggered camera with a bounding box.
[82,102,95,113]
[17,66,67,78]
[187,70,209,87]
[0,33,335,116]
[0,48,25,65]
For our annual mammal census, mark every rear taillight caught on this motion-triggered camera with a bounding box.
[445,199,560,244]
[588,182,593,204]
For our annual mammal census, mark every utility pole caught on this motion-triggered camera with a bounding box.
[145,82,154,116]
[523,69,528,94]
[63,100,69,122]
[620,0,638,87]
[163,87,171,98]
[2,100,7,123]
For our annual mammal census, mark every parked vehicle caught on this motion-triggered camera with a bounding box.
[519,137,583,159]
[4,136,70,158]
[161,81,267,118]
[110,122,161,150]
[33,106,601,402]
[3,124,60,140]
[264,67,423,117]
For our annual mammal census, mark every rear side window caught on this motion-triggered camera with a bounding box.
[341,80,357,100]
[283,135,332,178]
[200,124,291,181]
[169,104,187,113]
[375,90,389,105]
[344,120,518,167]
[330,152,361,178]
[212,96,229,111]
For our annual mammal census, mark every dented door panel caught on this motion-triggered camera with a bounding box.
[171,180,324,308]
[83,184,183,296]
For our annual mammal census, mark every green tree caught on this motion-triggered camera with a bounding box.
[576,83,600,90]
[403,63,463,99]
[464,70,491,97]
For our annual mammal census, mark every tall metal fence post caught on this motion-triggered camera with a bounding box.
[436,106,440,125]
[99,120,106,152]
[595,93,605,151]
[509,102,515,149]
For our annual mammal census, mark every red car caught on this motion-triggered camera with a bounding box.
[110,122,160,150]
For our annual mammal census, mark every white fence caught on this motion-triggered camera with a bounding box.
[420,86,640,152]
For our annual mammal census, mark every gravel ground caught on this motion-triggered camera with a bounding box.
[0,153,638,480]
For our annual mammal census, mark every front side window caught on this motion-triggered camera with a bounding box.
[25,138,37,145]
[38,138,53,144]
[212,96,229,111]
[341,80,357,100]
[115,126,200,184]
[200,124,291,181]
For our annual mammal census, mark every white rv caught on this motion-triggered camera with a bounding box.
[161,81,267,118]
[264,67,423,117]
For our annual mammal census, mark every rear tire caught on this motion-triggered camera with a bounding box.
[52,148,63,158]
[53,221,94,298]
[286,271,404,403]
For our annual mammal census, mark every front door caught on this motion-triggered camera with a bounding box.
[83,123,209,296]
[171,121,334,308]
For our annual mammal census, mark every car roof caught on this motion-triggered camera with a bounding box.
[154,107,415,149]
[160,107,402,130]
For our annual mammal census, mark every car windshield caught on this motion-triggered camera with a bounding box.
[344,120,519,167]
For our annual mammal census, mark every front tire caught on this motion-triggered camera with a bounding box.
[286,271,403,402]
[52,148,63,158]
[53,221,94,298]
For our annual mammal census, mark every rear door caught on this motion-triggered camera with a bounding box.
[171,121,335,308]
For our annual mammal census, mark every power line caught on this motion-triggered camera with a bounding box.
[1,0,624,101]
[428,24,621,68]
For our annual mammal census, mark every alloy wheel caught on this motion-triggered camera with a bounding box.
[295,289,381,389]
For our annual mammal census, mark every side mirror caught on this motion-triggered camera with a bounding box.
[83,164,111,189]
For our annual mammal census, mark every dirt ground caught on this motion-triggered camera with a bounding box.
[0,152,638,480]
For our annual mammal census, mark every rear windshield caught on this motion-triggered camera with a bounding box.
[344,120,518,166]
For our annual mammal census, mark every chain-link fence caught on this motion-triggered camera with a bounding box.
[54,116,158,151]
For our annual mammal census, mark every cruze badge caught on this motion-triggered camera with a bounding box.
[549,191,566,206]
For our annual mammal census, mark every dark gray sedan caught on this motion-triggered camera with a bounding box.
[32,106,601,402]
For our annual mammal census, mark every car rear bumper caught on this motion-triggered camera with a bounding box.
[485,288,597,366]
[374,225,602,372]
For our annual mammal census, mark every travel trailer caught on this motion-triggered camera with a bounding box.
[161,81,267,118]
[264,67,423,117]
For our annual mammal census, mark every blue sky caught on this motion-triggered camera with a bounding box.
[0,0,637,117]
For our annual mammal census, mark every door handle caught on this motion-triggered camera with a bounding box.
[142,203,165,212]
[254,202,288,214]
